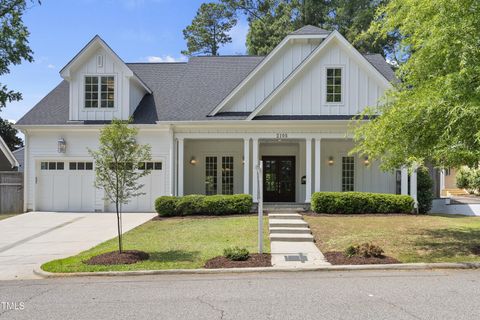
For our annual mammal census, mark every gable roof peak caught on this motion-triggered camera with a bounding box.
[290,25,330,36]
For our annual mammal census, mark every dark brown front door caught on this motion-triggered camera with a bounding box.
[263,156,295,202]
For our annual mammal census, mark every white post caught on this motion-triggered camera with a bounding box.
[410,165,418,210]
[169,127,175,196]
[257,161,263,254]
[252,138,259,202]
[314,138,321,192]
[440,169,446,196]
[305,138,312,203]
[401,167,408,195]
[243,138,250,195]
[177,138,184,196]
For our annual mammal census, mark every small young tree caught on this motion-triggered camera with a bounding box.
[88,120,151,253]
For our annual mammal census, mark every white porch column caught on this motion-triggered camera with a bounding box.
[401,167,409,195]
[314,138,321,192]
[243,138,250,195]
[252,138,259,202]
[410,165,418,210]
[305,138,312,203]
[440,169,446,196]
[177,138,184,196]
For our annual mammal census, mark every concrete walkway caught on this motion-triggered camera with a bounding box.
[0,212,156,280]
[268,211,330,268]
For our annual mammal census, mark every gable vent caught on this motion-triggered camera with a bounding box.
[97,55,103,68]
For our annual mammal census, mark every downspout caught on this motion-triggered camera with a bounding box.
[22,130,29,212]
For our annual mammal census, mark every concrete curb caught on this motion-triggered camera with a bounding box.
[33,262,480,278]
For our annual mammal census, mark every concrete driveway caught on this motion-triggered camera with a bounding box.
[0,212,156,280]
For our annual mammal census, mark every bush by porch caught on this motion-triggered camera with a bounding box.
[155,194,253,216]
[311,192,414,214]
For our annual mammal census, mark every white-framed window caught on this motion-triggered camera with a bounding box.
[222,156,234,195]
[326,68,342,103]
[205,156,218,195]
[341,156,354,191]
[69,162,93,170]
[84,76,115,108]
[138,162,163,170]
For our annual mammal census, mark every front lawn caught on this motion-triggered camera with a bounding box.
[42,215,270,273]
[304,214,480,263]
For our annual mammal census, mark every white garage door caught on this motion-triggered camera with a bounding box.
[109,161,165,212]
[37,161,95,212]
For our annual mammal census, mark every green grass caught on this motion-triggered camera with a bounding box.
[304,214,480,263]
[42,215,270,273]
[0,214,19,221]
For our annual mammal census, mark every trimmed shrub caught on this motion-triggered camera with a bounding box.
[175,195,206,216]
[223,246,249,261]
[311,192,414,214]
[417,166,433,214]
[155,196,179,217]
[154,194,253,216]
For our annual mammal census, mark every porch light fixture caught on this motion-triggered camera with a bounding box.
[57,138,66,153]
[364,156,370,166]
[328,156,334,166]
[190,157,197,165]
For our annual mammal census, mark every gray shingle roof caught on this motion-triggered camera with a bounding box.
[290,25,330,36]
[16,52,395,125]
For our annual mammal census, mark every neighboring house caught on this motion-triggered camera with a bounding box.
[0,136,19,171]
[16,25,416,213]
[12,147,25,172]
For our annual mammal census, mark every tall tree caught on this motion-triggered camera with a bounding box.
[182,2,237,56]
[88,120,151,253]
[352,0,480,170]
[0,117,22,150]
[0,0,39,109]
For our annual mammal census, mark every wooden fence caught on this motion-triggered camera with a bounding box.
[0,172,23,214]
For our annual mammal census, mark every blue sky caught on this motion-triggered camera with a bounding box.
[2,0,248,122]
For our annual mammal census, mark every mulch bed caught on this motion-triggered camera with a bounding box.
[84,250,150,265]
[324,251,401,265]
[152,213,257,221]
[204,254,272,269]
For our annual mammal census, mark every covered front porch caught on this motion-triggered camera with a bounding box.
[172,130,415,203]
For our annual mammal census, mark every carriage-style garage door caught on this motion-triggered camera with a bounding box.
[36,161,95,212]
[36,160,166,212]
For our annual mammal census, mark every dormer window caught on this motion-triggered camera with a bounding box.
[326,68,342,103]
[85,76,115,108]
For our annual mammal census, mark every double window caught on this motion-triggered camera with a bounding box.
[85,76,115,108]
[326,68,342,103]
[205,156,234,195]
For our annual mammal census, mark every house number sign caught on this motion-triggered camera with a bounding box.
[276,133,288,139]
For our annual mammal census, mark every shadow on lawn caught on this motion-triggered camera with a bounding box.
[414,228,480,259]
[148,250,201,262]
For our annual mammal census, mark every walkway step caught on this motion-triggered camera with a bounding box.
[269,219,308,228]
[268,213,302,220]
[269,227,311,234]
[265,208,306,213]
[270,233,314,242]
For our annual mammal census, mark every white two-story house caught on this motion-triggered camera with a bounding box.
[16,25,417,213]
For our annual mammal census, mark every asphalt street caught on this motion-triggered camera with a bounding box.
[0,269,479,319]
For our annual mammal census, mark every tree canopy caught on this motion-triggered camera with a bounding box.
[222,0,397,57]
[0,0,39,109]
[0,117,22,150]
[352,0,480,170]
[182,2,237,56]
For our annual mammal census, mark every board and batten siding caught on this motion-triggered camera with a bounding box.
[259,40,387,116]
[25,129,171,211]
[68,47,146,122]
[223,40,322,113]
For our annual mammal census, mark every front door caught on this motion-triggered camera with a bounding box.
[262,156,295,202]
